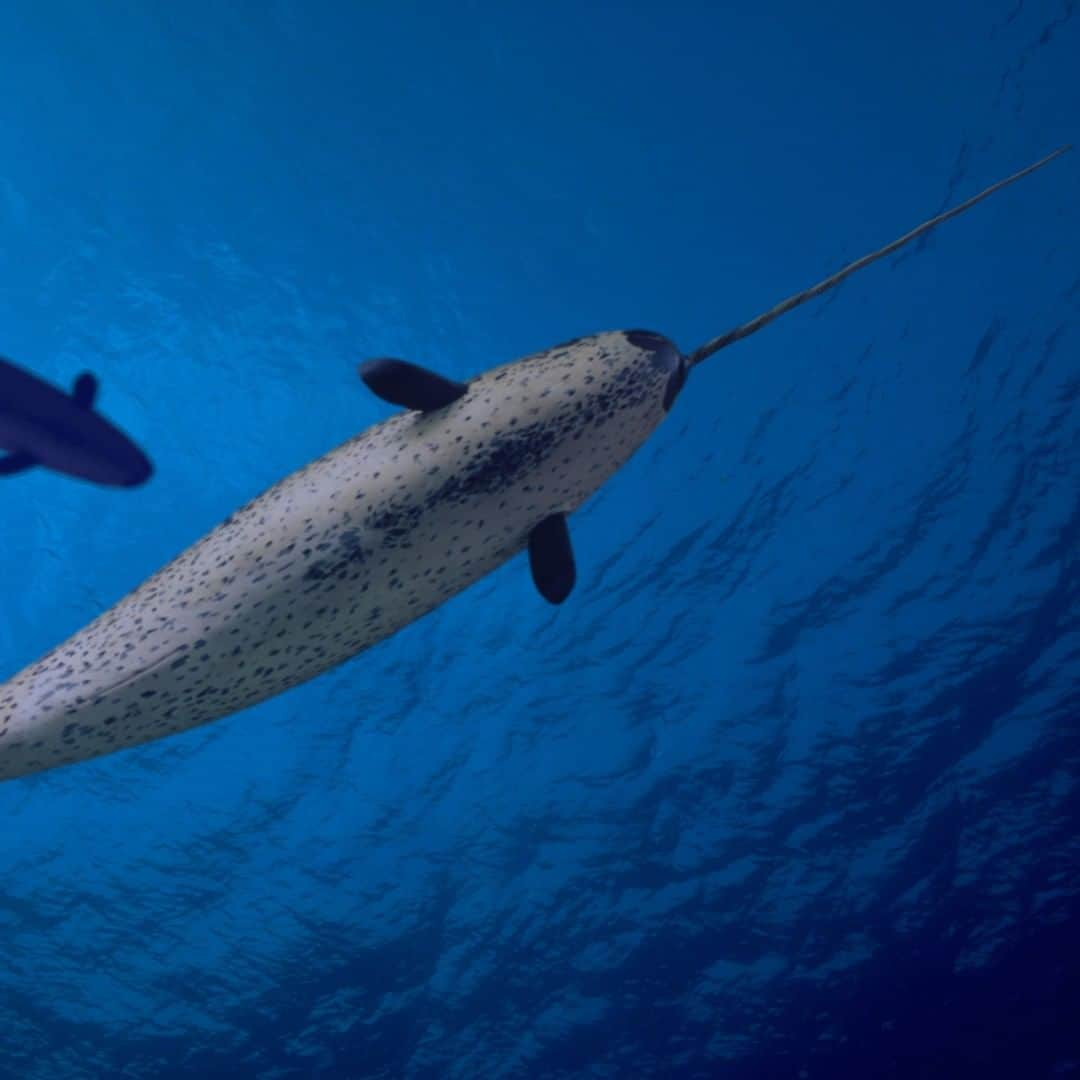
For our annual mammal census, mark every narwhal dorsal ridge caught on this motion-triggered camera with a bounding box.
[358,357,469,412]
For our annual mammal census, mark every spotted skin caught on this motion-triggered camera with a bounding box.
[0,330,683,781]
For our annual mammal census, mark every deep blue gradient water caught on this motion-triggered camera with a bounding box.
[1,3,1077,1077]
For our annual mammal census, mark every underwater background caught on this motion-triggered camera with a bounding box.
[1,2,1077,1077]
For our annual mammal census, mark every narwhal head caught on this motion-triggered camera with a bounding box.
[470,328,689,518]
[358,327,691,527]
[525,327,688,432]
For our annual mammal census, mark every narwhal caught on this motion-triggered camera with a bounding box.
[0,358,153,486]
[0,147,1067,783]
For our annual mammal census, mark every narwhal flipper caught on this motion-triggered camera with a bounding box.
[528,513,576,604]
[72,372,98,408]
[358,358,468,412]
[0,452,38,476]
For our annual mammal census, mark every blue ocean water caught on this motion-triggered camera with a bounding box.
[1,1,1077,1076]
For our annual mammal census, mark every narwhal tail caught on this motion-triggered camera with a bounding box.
[686,145,1071,369]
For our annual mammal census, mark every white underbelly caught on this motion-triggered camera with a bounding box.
[0,411,552,779]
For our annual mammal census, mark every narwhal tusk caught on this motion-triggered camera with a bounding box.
[685,145,1071,369]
